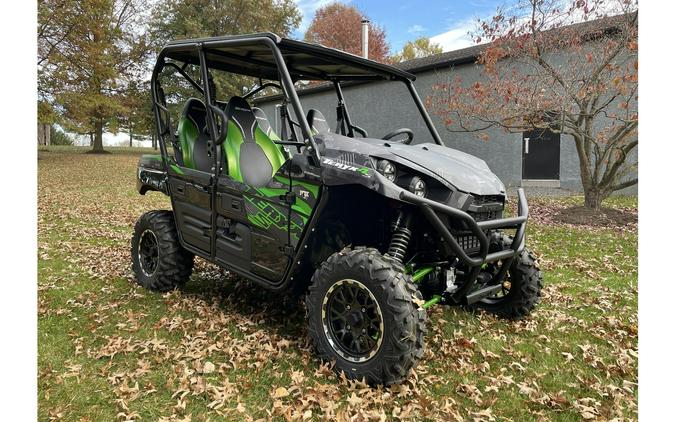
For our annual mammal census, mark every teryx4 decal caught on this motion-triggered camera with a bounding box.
[322,158,371,177]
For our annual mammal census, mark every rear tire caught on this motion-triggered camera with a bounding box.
[131,210,194,291]
[306,247,426,385]
[475,234,542,319]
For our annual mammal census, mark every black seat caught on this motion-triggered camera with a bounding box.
[307,109,331,134]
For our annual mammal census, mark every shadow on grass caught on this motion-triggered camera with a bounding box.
[179,269,308,343]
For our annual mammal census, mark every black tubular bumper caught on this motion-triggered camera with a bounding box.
[399,188,530,303]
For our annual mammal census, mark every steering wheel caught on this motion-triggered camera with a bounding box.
[382,128,414,144]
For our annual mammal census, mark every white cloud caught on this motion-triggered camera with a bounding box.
[407,24,426,34]
[429,19,477,52]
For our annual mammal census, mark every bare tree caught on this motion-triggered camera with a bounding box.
[428,0,637,209]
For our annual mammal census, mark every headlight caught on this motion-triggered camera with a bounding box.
[376,159,397,182]
[408,176,427,197]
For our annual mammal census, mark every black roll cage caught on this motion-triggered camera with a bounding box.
[150,34,446,171]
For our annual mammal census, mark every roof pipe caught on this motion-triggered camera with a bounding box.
[361,19,369,59]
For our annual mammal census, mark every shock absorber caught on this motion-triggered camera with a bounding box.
[388,211,412,262]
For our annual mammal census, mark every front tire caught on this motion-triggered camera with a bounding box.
[476,234,542,319]
[306,247,426,385]
[131,210,194,291]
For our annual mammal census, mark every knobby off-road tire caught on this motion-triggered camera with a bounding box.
[131,210,194,292]
[306,247,427,385]
[476,233,542,319]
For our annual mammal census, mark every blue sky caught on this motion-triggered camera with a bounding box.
[293,0,507,52]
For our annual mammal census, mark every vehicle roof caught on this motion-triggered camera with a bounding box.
[161,32,415,82]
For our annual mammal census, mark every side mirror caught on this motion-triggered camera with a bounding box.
[208,104,228,145]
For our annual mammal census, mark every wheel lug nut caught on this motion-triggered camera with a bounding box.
[346,325,351,330]
[361,328,366,334]
[361,307,366,313]
[346,305,351,310]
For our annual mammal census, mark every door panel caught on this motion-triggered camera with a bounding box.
[214,170,295,282]
[522,129,561,180]
[169,168,213,255]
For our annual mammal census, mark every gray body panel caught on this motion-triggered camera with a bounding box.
[316,132,505,197]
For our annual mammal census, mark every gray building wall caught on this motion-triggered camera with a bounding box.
[256,56,636,194]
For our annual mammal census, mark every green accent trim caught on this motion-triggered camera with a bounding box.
[423,295,442,309]
[357,167,370,176]
[273,175,320,198]
[169,164,184,175]
[224,120,245,182]
[177,116,198,169]
[411,267,434,283]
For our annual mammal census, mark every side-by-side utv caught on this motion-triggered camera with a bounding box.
[132,33,542,385]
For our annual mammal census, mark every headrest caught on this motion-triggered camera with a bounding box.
[181,98,207,128]
[307,109,330,134]
[252,107,274,137]
[224,96,257,142]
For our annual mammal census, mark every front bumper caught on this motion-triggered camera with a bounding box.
[400,188,529,304]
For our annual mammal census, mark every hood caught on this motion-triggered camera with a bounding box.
[318,133,505,196]
[383,142,505,196]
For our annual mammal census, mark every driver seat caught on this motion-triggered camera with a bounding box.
[307,109,331,134]
[222,96,288,186]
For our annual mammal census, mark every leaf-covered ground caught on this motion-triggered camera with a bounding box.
[38,147,637,421]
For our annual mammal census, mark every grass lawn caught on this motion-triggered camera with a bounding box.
[38,146,637,421]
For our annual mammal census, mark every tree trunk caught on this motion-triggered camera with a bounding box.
[89,132,94,147]
[152,132,157,150]
[582,187,608,211]
[92,119,105,152]
[37,123,50,146]
[129,129,133,147]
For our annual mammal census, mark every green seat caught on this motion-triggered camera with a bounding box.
[177,98,211,172]
[223,97,288,186]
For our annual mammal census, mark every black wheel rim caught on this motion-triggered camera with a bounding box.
[321,279,384,363]
[482,264,512,304]
[138,229,159,277]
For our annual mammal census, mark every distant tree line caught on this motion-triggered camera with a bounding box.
[37,0,442,152]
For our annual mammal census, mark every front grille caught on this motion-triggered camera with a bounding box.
[469,210,500,221]
[457,235,481,251]
[471,195,504,205]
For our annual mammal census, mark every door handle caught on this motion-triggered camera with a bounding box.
[524,137,530,154]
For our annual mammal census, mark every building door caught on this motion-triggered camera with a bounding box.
[522,129,560,180]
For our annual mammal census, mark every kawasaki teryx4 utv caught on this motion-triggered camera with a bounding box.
[132,33,542,385]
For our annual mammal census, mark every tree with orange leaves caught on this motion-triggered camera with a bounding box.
[304,2,390,63]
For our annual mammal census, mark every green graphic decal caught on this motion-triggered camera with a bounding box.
[357,167,370,176]
[244,195,304,240]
